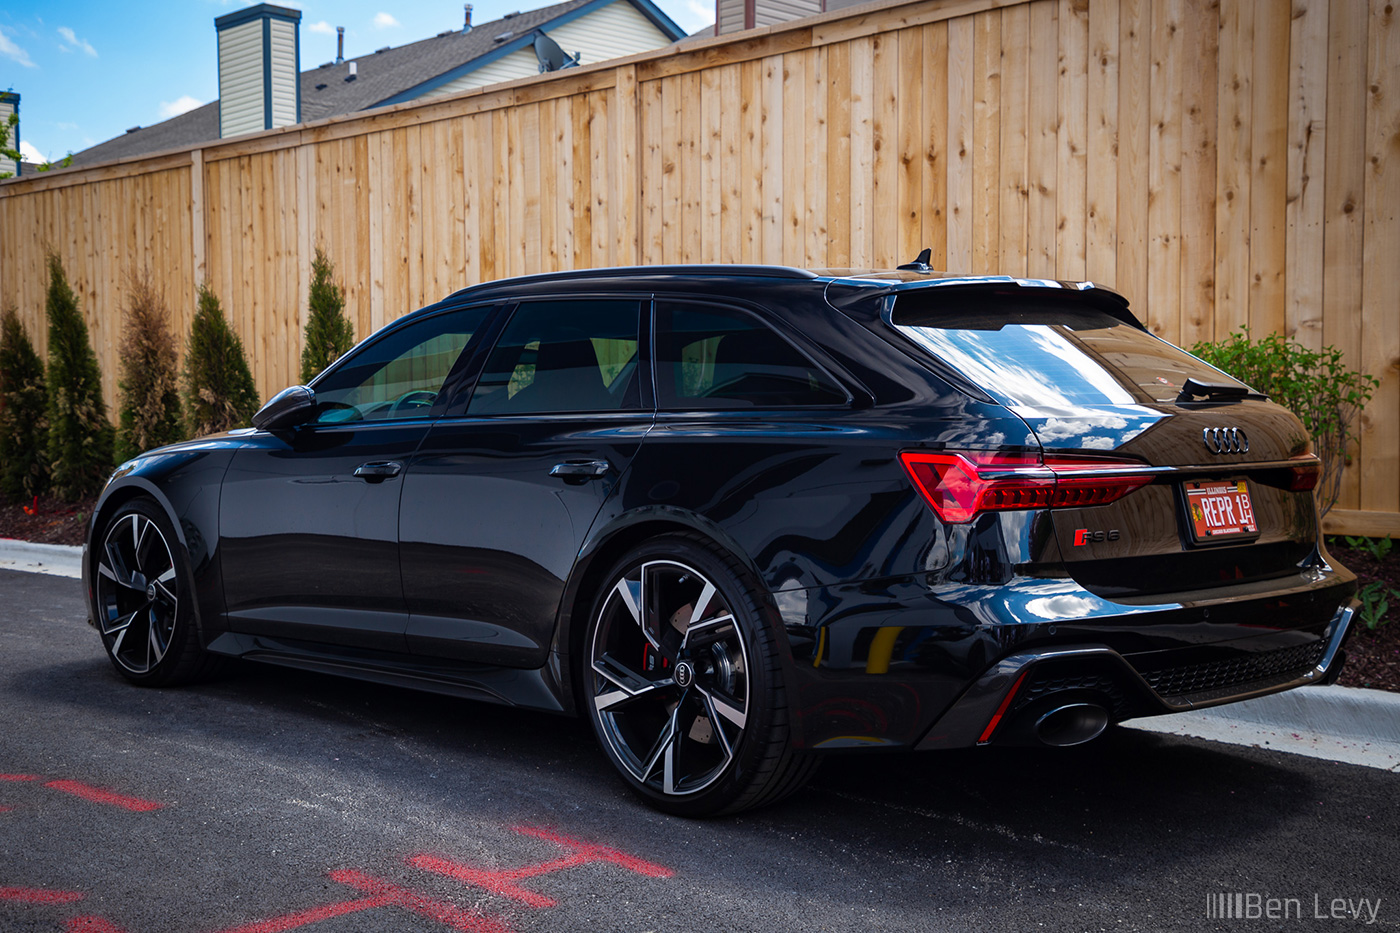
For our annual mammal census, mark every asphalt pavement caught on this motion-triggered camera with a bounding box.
[2,567,1398,932]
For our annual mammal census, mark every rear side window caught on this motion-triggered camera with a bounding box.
[656,301,846,409]
[467,299,641,414]
[891,298,1248,408]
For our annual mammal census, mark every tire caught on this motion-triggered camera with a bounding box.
[92,498,219,687]
[582,533,818,816]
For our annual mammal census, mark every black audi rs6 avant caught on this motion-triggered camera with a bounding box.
[84,264,1357,815]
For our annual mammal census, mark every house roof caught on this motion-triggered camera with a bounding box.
[68,0,683,168]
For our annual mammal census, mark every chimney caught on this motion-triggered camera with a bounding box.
[0,91,19,177]
[215,3,302,139]
[336,26,344,64]
[464,4,473,31]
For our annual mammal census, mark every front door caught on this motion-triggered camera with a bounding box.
[219,305,491,651]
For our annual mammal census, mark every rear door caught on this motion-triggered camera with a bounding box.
[889,292,1320,600]
[397,297,650,668]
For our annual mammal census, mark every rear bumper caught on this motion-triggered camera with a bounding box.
[914,602,1356,750]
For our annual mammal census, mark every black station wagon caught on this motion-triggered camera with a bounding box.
[85,264,1357,815]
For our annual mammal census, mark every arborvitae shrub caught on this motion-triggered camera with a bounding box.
[0,305,49,501]
[44,252,114,500]
[115,270,184,461]
[184,283,260,436]
[300,247,355,384]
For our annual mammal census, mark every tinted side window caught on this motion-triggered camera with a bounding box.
[312,307,487,424]
[656,301,846,409]
[467,300,641,415]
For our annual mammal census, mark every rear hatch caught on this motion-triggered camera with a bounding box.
[888,286,1321,600]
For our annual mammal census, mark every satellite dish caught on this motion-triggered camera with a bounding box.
[533,32,579,72]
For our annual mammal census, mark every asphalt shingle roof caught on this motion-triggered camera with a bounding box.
[68,0,611,168]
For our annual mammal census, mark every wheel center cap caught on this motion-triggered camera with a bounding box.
[146,583,157,601]
[674,661,694,689]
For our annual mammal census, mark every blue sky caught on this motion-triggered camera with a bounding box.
[0,0,714,163]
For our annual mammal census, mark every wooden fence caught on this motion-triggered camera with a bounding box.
[0,0,1396,535]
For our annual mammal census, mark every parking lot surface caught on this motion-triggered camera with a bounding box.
[2,567,1396,932]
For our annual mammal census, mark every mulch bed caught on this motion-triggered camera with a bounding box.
[0,495,96,547]
[2,494,1395,692]
[1328,541,1400,694]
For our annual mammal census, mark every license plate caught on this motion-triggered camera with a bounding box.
[1184,479,1258,542]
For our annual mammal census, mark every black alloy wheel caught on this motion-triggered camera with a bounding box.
[94,499,214,686]
[584,534,817,816]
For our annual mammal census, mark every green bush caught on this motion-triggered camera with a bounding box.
[44,252,114,500]
[115,271,184,461]
[184,283,260,436]
[0,305,49,501]
[1190,328,1378,517]
[300,247,355,384]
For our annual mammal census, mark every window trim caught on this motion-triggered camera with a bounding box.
[650,296,856,412]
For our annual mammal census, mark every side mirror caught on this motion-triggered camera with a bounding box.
[253,385,317,431]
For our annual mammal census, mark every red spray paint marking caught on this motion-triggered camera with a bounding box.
[211,871,515,933]
[0,886,84,904]
[0,774,39,782]
[0,805,13,813]
[64,917,130,933]
[43,780,164,812]
[409,824,674,908]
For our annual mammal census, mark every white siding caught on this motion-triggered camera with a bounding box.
[0,100,15,176]
[422,1,677,100]
[219,20,265,138]
[717,0,746,35]
[424,49,541,98]
[268,19,299,129]
[753,0,821,28]
[544,1,675,66]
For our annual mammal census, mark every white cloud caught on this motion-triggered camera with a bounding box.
[679,0,715,32]
[307,20,336,35]
[159,95,204,119]
[373,12,400,29]
[19,140,45,162]
[0,28,36,67]
[57,25,98,57]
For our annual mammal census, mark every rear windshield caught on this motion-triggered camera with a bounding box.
[891,299,1247,408]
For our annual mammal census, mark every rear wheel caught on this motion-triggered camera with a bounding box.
[583,534,816,816]
[93,498,217,686]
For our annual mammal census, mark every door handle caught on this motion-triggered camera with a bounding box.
[549,460,611,484]
[354,460,403,481]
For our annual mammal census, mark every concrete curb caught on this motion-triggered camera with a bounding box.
[0,540,1395,769]
[1124,685,1400,772]
[0,539,83,579]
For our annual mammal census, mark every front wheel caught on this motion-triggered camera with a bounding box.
[93,498,218,686]
[583,534,817,816]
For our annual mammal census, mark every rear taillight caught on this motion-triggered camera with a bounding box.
[1287,454,1321,492]
[900,451,1153,523]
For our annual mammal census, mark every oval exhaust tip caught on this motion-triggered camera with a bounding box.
[1035,703,1110,747]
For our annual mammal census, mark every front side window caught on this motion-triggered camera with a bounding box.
[655,301,847,409]
[467,300,641,415]
[312,307,488,424]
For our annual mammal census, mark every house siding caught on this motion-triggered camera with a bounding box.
[717,0,746,35]
[423,0,676,99]
[269,19,299,128]
[0,98,16,176]
[218,20,265,137]
[544,1,674,66]
[753,0,822,28]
